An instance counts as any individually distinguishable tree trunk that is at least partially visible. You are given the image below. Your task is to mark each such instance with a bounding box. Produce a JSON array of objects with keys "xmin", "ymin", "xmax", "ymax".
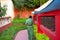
[{"xmin": 39, "ymin": 0, "xmax": 42, "ymax": 6}]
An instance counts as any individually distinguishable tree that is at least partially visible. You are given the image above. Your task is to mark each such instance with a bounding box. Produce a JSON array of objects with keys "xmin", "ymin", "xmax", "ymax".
[
  {"xmin": 0, "ymin": 5, "xmax": 7, "ymax": 18},
  {"xmin": 12, "ymin": 0, "xmax": 48, "ymax": 10},
  {"xmin": 42, "ymin": 0, "xmax": 48, "ymax": 5},
  {"xmin": 12, "ymin": 0, "xmax": 40, "ymax": 9},
  {"xmin": 12, "ymin": 0, "xmax": 25, "ymax": 10}
]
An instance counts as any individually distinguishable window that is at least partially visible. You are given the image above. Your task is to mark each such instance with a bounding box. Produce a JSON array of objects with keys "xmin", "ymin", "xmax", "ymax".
[{"xmin": 41, "ymin": 16, "xmax": 55, "ymax": 31}]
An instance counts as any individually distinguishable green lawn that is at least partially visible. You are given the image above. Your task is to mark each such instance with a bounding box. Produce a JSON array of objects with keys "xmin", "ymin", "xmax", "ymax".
[
  {"xmin": 0, "ymin": 18, "xmax": 49, "ymax": 40},
  {"xmin": 0, "ymin": 18, "xmax": 27, "ymax": 40}
]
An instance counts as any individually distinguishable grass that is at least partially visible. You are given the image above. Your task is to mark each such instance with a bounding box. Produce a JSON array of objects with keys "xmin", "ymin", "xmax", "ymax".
[
  {"xmin": 0, "ymin": 18, "xmax": 49, "ymax": 40},
  {"xmin": 0, "ymin": 18, "xmax": 27, "ymax": 40},
  {"xmin": 12, "ymin": 18, "xmax": 27, "ymax": 24}
]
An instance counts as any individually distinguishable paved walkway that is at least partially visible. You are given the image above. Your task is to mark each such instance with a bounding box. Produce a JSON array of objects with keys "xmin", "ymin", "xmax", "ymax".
[{"xmin": 14, "ymin": 30, "xmax": 28, "ymax": 40}]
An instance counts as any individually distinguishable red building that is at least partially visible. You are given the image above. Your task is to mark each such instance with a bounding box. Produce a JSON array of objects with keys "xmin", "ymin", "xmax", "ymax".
[{"xmin": 32, "ymin": 0, "xmax": 60, "ymax": 40}]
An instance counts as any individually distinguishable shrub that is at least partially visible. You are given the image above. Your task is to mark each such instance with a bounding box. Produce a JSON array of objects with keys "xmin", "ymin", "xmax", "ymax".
[
  {"xmin": 0, "ymin": 5, "xmax": 7, "ymax": 17},
  {"xmin": 33, "ymin": 25, "xmax": 50, "ymax": 40}
]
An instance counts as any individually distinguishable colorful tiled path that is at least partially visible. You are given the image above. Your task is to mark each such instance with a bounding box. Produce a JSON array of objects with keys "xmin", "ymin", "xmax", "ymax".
[{"xmin": 14, "ymin": 30, "xmax": 28, "ymax": 40}]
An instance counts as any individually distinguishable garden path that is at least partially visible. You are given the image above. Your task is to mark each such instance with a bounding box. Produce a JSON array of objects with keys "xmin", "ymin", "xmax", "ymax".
[{"xmin": 14, "ymin": 30, "xmax": 28, "ymax": 40}]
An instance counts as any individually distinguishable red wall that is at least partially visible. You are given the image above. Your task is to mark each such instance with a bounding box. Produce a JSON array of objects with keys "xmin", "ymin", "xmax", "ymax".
[{"xmin": 14, "ymin": 8, "xmax": 35, "ymax": 18}]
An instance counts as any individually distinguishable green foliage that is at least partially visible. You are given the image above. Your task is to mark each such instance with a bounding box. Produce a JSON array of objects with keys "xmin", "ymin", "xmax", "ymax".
[
  {"xmin": 12, "ymin": 0, "xmax": 25, "ymax": 10},
  {"xmin": 25, "ymin": 0, "xmax": 35, "ymax": 8},
  {"xmin": 13, "ymin": 18, "xmax": 27, "ymax": 24},
  {"xmin": 25, "ymin": 0, "xmax": 40, "ymax": 8},
  {"xmin": 33, "ymin": 0, "xmax": 40, "ymax": 7},
  {"xmin": 36, "ymin": 33, "xmax": 50, "ymax": 40},
  {"xmin": 12, "ymin": 0, "xmax": 40, "ymax": 9},
  {"xmin": 0, "ymin": 5, "xmax": 7, "ymax": 17},
  {"xmin": 42, "ymin": 0, "xmax": 48, "ymax": 4},
  {"xmin": 12, "ymin": 0, "xmax": 48, "ymax": 10},
  {"xmin": 33, "ymin": 25, "xmax": 50, "ymax": 40}
]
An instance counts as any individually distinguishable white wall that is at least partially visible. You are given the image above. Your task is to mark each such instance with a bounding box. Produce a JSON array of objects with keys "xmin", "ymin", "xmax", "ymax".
[{"xmin": 1, "ymin": 0, "xmax": 14, "ymax": 20}]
